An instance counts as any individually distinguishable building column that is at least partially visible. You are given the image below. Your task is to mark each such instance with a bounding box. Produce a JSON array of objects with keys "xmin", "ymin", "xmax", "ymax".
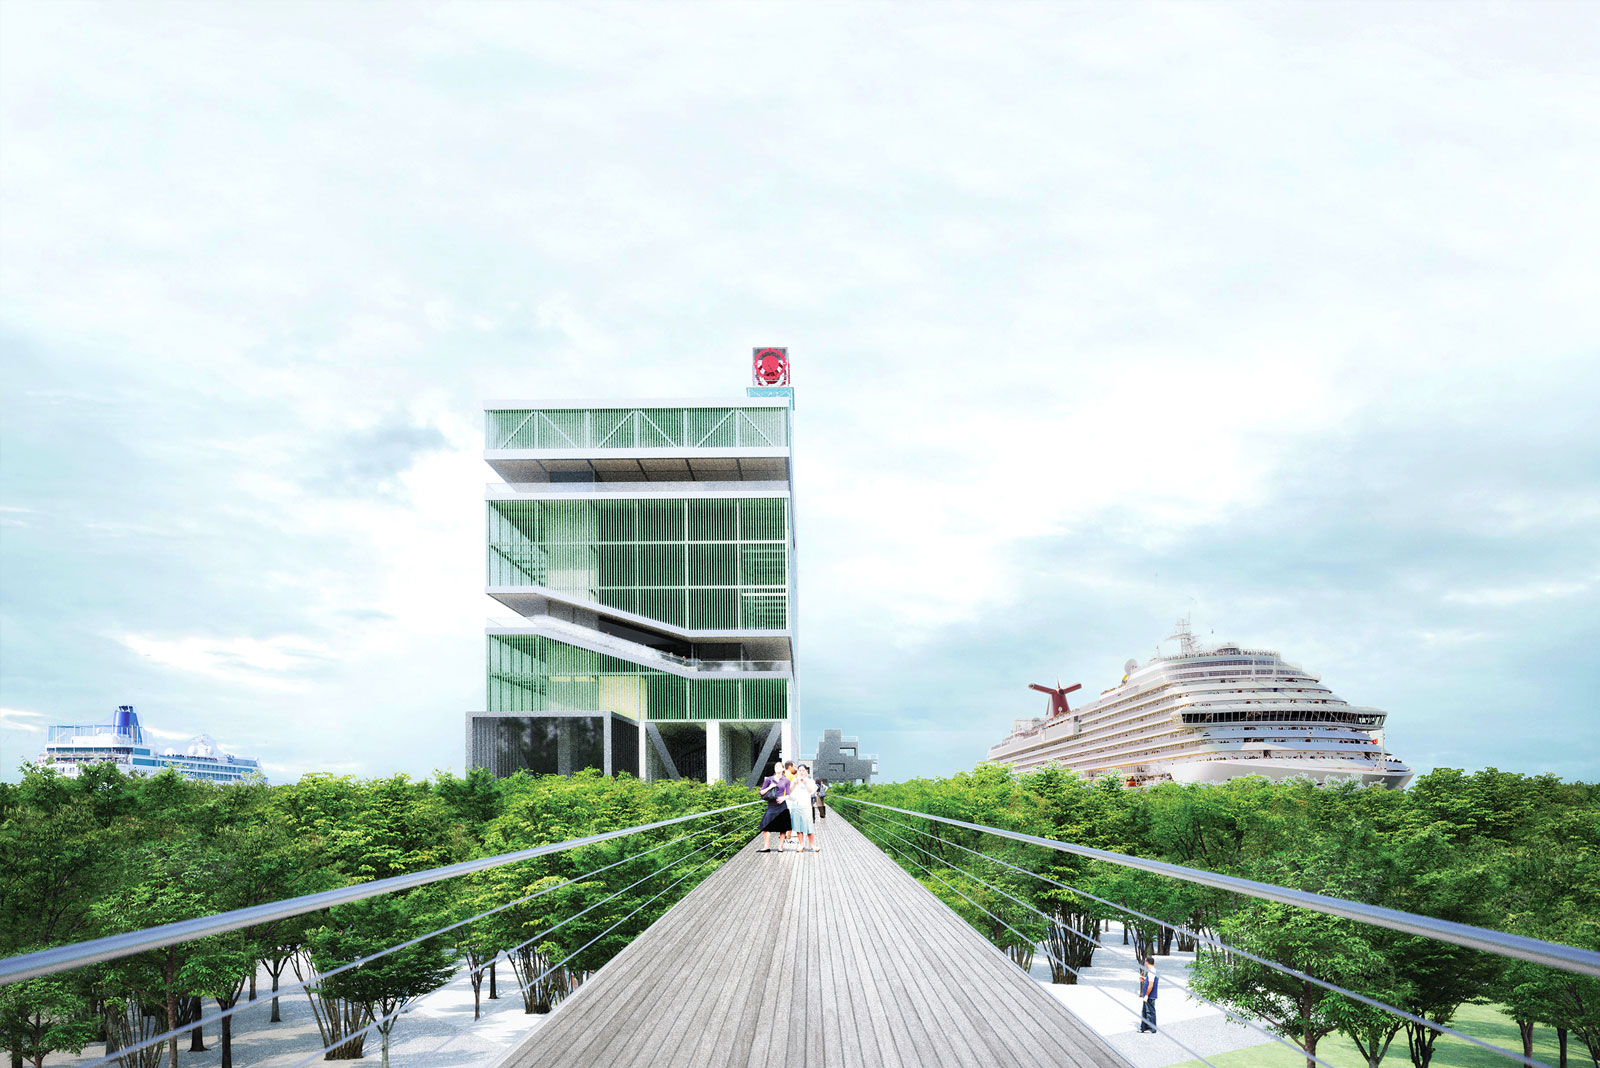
[
  {"xmin": 706, "ymin": 722, "xmax": 723, "ymax": 784},
  {"xmin": 781, "ymin": 720, "xmax": 794, "ymax": 766}
]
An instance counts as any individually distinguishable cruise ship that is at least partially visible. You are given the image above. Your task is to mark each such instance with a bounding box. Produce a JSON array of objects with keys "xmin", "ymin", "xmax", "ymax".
[
  {"xmin": 40, "ymin": 706, "xmax": 264, "ymax": 784},
  {"xmin": 987, "ymin": 622, "xmax": 1413, "ymax": 788}
]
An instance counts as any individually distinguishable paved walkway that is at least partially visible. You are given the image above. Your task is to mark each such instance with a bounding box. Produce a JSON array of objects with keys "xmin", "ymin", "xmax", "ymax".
[{"xmin": 495, "ymin": 815, "xmax": 1133, "ymax": 1068}]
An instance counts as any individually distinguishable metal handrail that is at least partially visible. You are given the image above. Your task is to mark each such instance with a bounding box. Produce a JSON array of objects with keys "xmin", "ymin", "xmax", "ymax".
[
  {"xmin": 833, "ymin": 796, "xmax": 1600, "ymax": 978},
  {"xmin": 0, "ymin": 801, "xmax": 758, "ymax": 986},
  {"xmin": 845, "ymin": 801, "xmax": 1551, "ymax": 1068}
]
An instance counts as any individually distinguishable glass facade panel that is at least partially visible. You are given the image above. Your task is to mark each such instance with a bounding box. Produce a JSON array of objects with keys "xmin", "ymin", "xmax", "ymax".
[
  {"xmin": 488, "ymin": 497, "xmax": 788, "ymax": 630},
  {"xmin": 487, "ymin": 634, "xmax": 788, "ymax": 722}
]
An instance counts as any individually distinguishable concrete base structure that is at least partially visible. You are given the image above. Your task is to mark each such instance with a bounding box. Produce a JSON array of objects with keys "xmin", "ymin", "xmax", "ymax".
[{"xmin": 469, "ymin": 712, "xmax": 789, "ymax": 785}]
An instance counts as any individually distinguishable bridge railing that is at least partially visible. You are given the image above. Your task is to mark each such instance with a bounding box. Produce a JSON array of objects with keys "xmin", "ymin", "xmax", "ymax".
[
  {"xmin": 0, "ymin": 801, "xmax": 760, "ymax": 1068},
  {"xmin": 834, "ymin": 795, "xmax": 1600, "ymax": 1068}
]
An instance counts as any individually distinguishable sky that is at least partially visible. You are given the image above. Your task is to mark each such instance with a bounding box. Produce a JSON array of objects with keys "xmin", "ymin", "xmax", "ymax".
[{"xmin": 1, "ymin": 2, "xmax": 1596, "ymax": 785}]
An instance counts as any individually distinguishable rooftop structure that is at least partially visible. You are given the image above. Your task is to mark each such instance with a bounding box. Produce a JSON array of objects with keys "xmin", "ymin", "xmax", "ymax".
[
  {"xmin": 39, "ymin": 706, "xmax": 264, "ymax": 784},
  {"xmin": 812, "ymin": 728, "xmax": 878, "ymax": 783},
  {"xmin": 468, "ymin": 353, "xmax": 800, "ymax": 785}
]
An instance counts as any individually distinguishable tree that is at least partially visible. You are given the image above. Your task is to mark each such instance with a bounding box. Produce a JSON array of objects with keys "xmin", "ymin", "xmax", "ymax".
[
  {"xmin": 1189, "ymin": 900, "xmax": 1388, "ymax": 1068},
  {"xmin": 304, "ymin": 895, "xmax": 455, "ymax": 1066},
  {"xmin": 0, "ymin": 976, "xmax": 98, "ymax": 1068}
]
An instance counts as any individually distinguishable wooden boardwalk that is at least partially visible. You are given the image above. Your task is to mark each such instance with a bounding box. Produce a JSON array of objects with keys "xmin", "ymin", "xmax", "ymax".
[{"xmin": 495, "ymin": 812, "xmax": 1131, "ymax": 1068}]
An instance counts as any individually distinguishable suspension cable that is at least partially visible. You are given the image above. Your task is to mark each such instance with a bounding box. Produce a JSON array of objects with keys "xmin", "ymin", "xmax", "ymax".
[
  {"xmin": 849, "ymin": 805, "xmax": 1353, "ymax": 1068},
  {"xmin": 76, "ymin": 806, "xmax": 752, "ymax": 1068},
  {"xmin": 841, "ymin": 798, "xmax": 1556, "ymax": 1068},
  {"xmin": 292, "ymin": 816, "xmax": 753, "ymax": 1068},
  {"xmin": 847, "ymin": 807, "xmax": 1235, "ymax": 1068},
  {"xmin": 1, "ymin": 800, "xmax": 759, "ymax": 986}
]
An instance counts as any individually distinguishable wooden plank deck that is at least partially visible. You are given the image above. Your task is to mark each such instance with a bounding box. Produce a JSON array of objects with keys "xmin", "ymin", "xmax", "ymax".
[{"xmin": 495, "ymin": 811, "xmax": 1132, "ymax": 1068}]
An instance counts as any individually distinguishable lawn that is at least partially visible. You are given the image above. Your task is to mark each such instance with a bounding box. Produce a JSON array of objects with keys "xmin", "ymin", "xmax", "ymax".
[{"xmin": 1171, "ymin": 1002, "xmax": 1581, "ymax": 1068}]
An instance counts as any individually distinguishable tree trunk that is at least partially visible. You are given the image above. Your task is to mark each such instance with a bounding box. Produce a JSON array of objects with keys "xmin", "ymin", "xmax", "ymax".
[
  {"xmin": 1122, "ymin": 924, "xmax": 1129, "ymax": 945},
  {"xmin": 218, "ymin": 996, "xmax": 239, "ymax": 1068},
  {"xmin": 189, "ymin": 996, "xmax": 208, "ymax": 1051},
  {"xmin": 12, "ymin": 1051, "xmax": 24, "ymax": 1068},
  {"xmin": 165, "ymin": 947, "xmax": 181, "ymax": 1068},
  {"xmin": 1158, "ymin": 925, "xmax": 1175, "ymax": 956},
  {"xmin": 104, "ymin": 1003, "xmax": 121, "ymax": 1058},
  {"xmin": 489, "ymin": 959, "xmax": 498, "ymax": 1000},
  {"xmin": 1519, "ymin": 1020, "xmax": 1536, "ymax": 1059},
  {"xmin": 471, "ymin": 969, "xmax": 484, "ymax": 1021},
  {"xmin": 249, "ymin": 969, "xmax": 257, "ymax": 1001},
  {"xmin": 271, "ymin": 966, "xmax": 283, "ymax": 1023},
  {"xmin": 1558, "ymin": 1027, "xmax": 1567, "ymax": 1068}
]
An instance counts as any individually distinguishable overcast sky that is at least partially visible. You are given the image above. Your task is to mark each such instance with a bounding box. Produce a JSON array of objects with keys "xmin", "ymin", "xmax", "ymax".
[{"xmin": 2, "ymin": 2, "xmax": 1596, "ymax": 785}]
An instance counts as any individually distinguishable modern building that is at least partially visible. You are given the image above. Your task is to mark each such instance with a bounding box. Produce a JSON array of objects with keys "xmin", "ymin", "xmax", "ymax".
[
  {"xmin": 467, "ymin": 361, "xmax": 799, "ymax": 786},
  {"xmin": 812, "ymin": 729, "xmax": 877, "ymax": 784},
  {"xmin": 39, "ymin": 706, "xmax": 265, "ymax": 784}
]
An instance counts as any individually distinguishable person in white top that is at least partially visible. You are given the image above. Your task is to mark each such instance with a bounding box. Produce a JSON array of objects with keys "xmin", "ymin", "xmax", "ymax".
[{"xmin": 787, "ymin": 764, "xmax": 819, "ymax": 853}]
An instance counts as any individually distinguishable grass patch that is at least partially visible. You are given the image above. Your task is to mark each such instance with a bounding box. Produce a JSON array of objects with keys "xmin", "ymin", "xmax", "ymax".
[{"xmin": 1171, "ymin": 1002, "xmax": 1574, "ymax": 1068}]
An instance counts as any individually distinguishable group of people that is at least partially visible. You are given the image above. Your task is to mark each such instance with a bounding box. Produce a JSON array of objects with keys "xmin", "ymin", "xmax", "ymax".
[{"xmin": 757, "ymin": 759, "xmax": 829, "ymax": 853}]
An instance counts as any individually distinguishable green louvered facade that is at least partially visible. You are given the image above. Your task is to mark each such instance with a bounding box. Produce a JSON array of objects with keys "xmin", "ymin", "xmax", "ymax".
[
  {"xmin": 487, "ymin": 497, "xmax": 788, "ymax": 631},
  {"xmin": 487, "ymin": 633, "xmax": 788, "ymax": 721},
  {"xmin": 487, "ymin": 406, "xmax": 788, "ymax": 450}
]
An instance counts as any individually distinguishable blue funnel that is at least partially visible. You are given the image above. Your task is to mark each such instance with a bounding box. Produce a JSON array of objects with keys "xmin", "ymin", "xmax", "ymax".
[{"xmin": 115, "ymin": 705, "xmax": 140, "ymax": 741}]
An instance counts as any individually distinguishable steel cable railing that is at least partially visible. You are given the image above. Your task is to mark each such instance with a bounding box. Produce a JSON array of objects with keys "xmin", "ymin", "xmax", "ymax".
[
  {"xmin": 4, "ymin": 801, "xmax": 758, "ymax": 1068},
  {"xmin": 845, "ymin": 801, "xmax": 1559, "ymax": 1068},
  {"xmin": 274, "ymin": 811, "xmax": 755, "ymax": 1068},
  {"xmin": 415, "ymin": 822, "xmax": 751, "ymax": 1061},
  {"xmin": 836, "ymin": 797, "xmax": 1600, "ymax": 975},
  {"xmin": 847, "ymin": 802, "xmax": 1351, "ymax": 1068},
  {"xmin": 836, "ymin": 795, "xmax": 1599, "ymax": 1068},
  {"xmin": 857, "ymin": 805, "xmax": 1228, "ymax": 1061}
]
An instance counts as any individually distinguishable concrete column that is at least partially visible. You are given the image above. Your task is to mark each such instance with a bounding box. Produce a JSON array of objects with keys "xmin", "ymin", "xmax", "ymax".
[
  {"xmin": 639, "ymin": 721, "xmax": 651, "ymax": 783},
  {"xmin": 556, "ymin": 718, "xmax": 573, "ymax": 776},
  {"xmin": 706, "ymin": 722, "xmax": 723, "ymax": 784},
  {"xmin": 781, "ymin": 721, "xmax": 794, "ymax": 766}
]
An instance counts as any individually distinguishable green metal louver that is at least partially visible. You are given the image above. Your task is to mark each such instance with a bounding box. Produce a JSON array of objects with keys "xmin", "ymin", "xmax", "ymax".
[{"xmin": 488, "ymin": 498, "xmax": 788, "ymax": 630}]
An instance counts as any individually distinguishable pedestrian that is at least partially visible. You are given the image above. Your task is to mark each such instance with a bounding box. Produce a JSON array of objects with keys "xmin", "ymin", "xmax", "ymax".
[
  {"xmin": 813, "ymin": 778, "xmax": 829, "ymax": 821},
  {"xmin": 781, "ymin": 760, "xmax": 798, "ymax": 850},
  {"xmin": 757, "ymin": 760, "xmax": 791, "ymax": 852},
  {"xmin": 788, "ymin": 764, "xmax": 818, "ymax": 853},
  {"xmin": 1138, "ymin": 956, "xmax": 1159, "ymax": 1033}
]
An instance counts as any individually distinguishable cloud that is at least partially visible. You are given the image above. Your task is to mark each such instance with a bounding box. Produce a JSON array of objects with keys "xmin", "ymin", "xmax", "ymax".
[
  {"xmin": 117, "ymin": 634, "xmax": 333, "ymax": 690},
  {"xmin": 1445, "ymin": 577, "xmax": 1596, "ymax": 607},
  {"xmin": 0, "ymin": 708, "xmax": 47, "ymax": 732},
  {"xmin": 1, "ymin": 3, "xmax": 1596, "ymax": 784}
]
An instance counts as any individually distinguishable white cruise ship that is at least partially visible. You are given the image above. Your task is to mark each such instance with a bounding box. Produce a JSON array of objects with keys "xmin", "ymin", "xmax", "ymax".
[
  {"xmin": 40, "ymin": 706, "xmax": 264, "ymax": 784},
  {"xmin": 987, "ymin": 622, "xmax": 1413, "ymax": 788}
]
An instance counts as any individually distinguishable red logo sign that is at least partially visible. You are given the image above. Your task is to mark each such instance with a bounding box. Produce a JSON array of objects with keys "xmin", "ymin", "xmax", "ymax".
[{"xmin": 752, "ymin": 347, "xmax": 790, "ymax": 386}]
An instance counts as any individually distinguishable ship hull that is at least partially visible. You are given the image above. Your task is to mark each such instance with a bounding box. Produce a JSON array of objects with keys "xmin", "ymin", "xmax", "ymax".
[{"xmin": 1165, "ymin": 758, "xmax": 1413, "ymax": 789}]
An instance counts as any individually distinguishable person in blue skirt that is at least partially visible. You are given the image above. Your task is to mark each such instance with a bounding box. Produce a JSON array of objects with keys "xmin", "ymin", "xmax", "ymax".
[{"xmin": 757, "ymin": 760, "xmax": 791, "ymax": 852}]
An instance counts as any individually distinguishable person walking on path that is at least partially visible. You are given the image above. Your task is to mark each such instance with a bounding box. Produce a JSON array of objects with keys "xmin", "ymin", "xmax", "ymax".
[
  {"xmin": 788, "ymin": 764, "xmax": 818, "ymax": 852},
  {"xmin": 757, "ymin": 760, "xmax": 792, "ymax": 852},
  {"xmin": 813, "ymin": 778, "xmax": 829, "ymax": 821},
  {"xmin": 1138, "ymin": 956, "xmax": 1159, "ymax": 1033}
]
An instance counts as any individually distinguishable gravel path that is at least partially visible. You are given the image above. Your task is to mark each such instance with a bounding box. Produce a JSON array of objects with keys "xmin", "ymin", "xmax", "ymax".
[
  {"xmin": 47, "ymin": 963, "xmax": 550, "ymax": 1068},
  {"xmin": 1028, "ymin": 921, "xmax": 1278, "ymax": 1068}
]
